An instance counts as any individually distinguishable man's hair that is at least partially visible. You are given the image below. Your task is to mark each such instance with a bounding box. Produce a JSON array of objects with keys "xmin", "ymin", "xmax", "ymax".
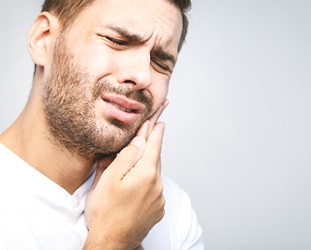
[{"xmin": 41, "ymin": 0, "xmax": 191, "ymax": 51}]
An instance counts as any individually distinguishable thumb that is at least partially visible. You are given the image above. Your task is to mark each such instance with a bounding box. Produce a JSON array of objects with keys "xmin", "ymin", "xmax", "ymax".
[{"xmin": 104, "ymin": 136, "xmax": 146, "ymax": 180}]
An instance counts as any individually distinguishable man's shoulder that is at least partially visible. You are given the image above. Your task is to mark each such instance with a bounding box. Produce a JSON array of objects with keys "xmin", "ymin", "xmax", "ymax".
[
  {"xmin": 143, "ymin": 175, "xmax": 205, "ymax": 249},
  {"xmin": 161, "ymin": 175, "xmax": 189, "ymax": 205}
]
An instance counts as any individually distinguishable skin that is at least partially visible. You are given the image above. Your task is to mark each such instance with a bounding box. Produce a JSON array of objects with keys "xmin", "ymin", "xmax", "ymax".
[{"xmin": 0, "ymin": 0, "xmax": 183, "ymax": 248}]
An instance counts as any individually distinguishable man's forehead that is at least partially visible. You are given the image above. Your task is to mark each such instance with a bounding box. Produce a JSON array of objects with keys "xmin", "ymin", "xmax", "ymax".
[{"xmin": 67, "ymin": 0, "xmax": 182, "ymax": 52}]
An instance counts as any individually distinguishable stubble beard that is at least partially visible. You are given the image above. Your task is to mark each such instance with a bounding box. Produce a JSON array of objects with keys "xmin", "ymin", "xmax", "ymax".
[{"xmin": 42, "ymin": 34, "xmax": 152, "ymax": 160}]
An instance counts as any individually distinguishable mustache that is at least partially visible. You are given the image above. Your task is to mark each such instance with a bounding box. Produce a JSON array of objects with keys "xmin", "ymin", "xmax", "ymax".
[{"xmin": 93, "ymin": 79, "xmax": 153, "ymax": 112}]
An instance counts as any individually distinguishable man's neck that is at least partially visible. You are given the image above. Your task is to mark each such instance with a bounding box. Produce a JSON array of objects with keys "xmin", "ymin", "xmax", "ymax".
[{"xmin": 0, "ymin": 102, "xmax": 96, "ymax": 194}]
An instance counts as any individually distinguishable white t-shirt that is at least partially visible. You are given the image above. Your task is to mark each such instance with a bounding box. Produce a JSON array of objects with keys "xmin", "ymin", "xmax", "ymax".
[{"xmin": 0, "ymin": 143, "xmax": 204, "ymax": 249}]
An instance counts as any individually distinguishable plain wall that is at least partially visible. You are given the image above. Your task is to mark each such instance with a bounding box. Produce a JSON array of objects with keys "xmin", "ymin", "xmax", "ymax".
[{"xmin": 1, "ymin": 1, "xmax": 311, "ymax": 249}]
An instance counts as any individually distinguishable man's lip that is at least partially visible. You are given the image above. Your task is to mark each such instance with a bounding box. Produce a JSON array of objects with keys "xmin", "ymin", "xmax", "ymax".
[{"xmin": 101, "ymin": 94, "xmax": 145, "ymax": 114}]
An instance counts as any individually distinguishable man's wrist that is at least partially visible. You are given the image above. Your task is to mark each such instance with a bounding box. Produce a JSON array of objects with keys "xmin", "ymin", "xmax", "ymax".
[{"xmin": 83, "ymin": 230, "xmax": 140, "ymax": 250}]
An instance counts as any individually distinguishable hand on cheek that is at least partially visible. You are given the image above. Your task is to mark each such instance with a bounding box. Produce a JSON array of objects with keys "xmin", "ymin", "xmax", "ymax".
[{"xmin": 84, "ymin": 100, "xmax": 168, "ymax": 249}]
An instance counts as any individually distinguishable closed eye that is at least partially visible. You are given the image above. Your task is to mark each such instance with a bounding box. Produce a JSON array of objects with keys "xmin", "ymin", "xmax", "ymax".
[
  {"xmin": 105, "ymin": 36, "xmax": 128, "ymax": 46},
  {"xmin": 151, "ymin": 57, "xmax": 172, "ymax": 74},
  {"xmin": 151, "ymin": 48, "xmax": 175, "ymax": 74}
]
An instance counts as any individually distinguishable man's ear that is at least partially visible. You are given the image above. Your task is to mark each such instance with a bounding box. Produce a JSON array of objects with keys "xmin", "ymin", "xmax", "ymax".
[{"xmin": 27, "ymin": 12, "xmax": 60, "ymax": 67}]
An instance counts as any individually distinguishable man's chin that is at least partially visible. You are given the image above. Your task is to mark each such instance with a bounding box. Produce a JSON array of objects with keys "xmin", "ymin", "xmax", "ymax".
[
  {"xmin": 92, "ymin": 131, "xmax": 136, "ymax": 159},
  {"xmin": 75, "ymin": 118, "xmax": 142, "ymax": 160},
  {"xmin": 93, "ymin": 139, "xmax": 132, "ymax": 160}
]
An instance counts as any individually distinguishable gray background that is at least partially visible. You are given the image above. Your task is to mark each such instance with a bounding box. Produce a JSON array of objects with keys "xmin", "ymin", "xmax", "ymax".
[{"xmin": 1, "ymin": 1, "xmax": 311, "ymax": 249}]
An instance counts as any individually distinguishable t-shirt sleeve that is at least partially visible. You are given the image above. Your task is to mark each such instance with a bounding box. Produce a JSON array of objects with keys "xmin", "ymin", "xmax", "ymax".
[{"xmin": 162, "ymin": 176, "xmax": 205, "ymax": 249}]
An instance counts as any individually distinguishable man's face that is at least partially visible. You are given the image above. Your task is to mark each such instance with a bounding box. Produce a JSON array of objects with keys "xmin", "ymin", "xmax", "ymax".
[{"xmin": 42, "ymin": 0, "xmax": 183, "ymax": 159}]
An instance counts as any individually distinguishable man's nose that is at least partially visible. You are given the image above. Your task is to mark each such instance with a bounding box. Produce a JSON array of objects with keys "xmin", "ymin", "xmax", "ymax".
[{"xmin": 116, "ymin": 49, "xmax": 152, "ymax": 90}]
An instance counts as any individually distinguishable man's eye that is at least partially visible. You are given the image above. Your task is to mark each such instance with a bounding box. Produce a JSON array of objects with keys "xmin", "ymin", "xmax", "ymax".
[
  {"xmin": 151, "ymin": 58, "xmax": 172, "ymax": 74},
  {"xmin": 105, "ymin": 36, "xmax": 127, "ymax": 46}
]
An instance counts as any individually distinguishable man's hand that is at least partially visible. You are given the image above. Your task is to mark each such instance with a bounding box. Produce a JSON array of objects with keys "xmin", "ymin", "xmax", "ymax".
[{"xmin": 84, "ymin": 100, "xmax": 168, "ymax": 250}]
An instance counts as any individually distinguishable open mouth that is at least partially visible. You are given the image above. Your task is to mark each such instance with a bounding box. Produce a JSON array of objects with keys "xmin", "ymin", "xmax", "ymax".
[
  {"xmin": 101, "ymin": 94, "xmax": 145, "ymax": 125},
  {"xmin": 104, "ymin": 99, "xmax": 135, "ymax": 113},
  {"xmin": 102, "ymin": 94, "xmax": 145, "ymax": 113}
]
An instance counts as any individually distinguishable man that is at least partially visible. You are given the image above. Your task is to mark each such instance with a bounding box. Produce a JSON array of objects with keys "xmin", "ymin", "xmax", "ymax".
[{"xmin": 0, "ymin": 0, "xmax": 203, "ymax": 249}]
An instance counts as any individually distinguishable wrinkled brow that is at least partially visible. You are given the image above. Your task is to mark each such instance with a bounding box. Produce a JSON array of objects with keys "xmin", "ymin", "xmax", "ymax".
[
  {"xmin": 106, "ymin": 25, "xmax": 177, "ymax": 67},
  {"xmin": 106, "ymin": 25, "xmax": 145, "ymax": 43}
]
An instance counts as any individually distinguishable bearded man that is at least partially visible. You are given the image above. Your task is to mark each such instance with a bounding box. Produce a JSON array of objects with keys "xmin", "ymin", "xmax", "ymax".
[{"xmin": 0, "ymin": 0, "xmax": 204, "ymax": 249}]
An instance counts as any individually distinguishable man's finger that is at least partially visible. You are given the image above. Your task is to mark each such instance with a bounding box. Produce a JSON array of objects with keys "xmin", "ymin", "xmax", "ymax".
[
  {"xmin": 105, "ymin": 136, "xmax": 146, "ymax": 180},
  {"xmin": 157, "ymin": 156, "xmax": 162, "ymax": 176},
  {"xmin": 147, "ymin": 99, "xmax": 169, "ymax": 136},
  {"xmin": 137, "ymin": 122, "xmax": 165, "ymax": 170},
  {"xmin": 136, "ymin": 120, "xmax": 150, "ymax": 140}
]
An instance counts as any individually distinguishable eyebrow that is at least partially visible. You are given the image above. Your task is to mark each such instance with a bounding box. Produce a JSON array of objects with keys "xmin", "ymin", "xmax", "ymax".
[
  {"xmin": 106, "ymin": 25, "xmax": 145, "ymax": 43},
  {"xmin": 106, "ymin": 25, "xmax": 177, "ymax": 67}
]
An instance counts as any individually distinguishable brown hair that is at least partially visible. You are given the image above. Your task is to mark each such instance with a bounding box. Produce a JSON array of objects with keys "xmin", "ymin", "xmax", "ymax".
[{"xmin": 41, "ymin": 0, "xmax": 191, "ymax": 51}]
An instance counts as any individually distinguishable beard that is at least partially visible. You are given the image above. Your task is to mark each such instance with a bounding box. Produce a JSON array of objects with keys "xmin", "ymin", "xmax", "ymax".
[{"xmin": 42, "ymin": 34, "xmax": 152, "ymax": 159}]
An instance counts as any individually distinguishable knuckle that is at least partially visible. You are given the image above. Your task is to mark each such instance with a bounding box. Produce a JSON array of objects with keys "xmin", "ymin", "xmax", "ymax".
[
  {"xmin": 158, "ymin": 201, "xmax": 166, "ymax": 220},
  {"xmin": 125, "ymin": 143, "xmax": 142, "ymax": 155},
  {"xmin": 157, "ymin": 180, "xmax": 164, "ymax": 193},
  {"xmin": 143, "ymin": 168, "xmax": 158, "ymax": 182},
  {"xmin": 152, "ymin": 181, "xmax": 164, "ymax": 199},
  {"xmin": 130, "ymin": 137, "xmax": 146, "ymax": 150},
  {"xmin": 160, "ymin": 195, "xmax": 166, "ymax": 208}
]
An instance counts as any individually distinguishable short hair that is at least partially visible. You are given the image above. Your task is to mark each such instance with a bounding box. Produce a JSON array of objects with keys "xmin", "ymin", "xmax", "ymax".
[{"xmin": 41, "ymin": 0, "xmax": 191, "ymax": 51}]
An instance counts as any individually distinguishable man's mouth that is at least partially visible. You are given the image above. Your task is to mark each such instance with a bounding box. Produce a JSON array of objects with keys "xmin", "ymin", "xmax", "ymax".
[
  {"xmin": 105, "ymin": 100, "xmax": 135, "ymax": 113},
  {"xmin": 102, "ymin": 94, "xmax": 145, "ymax": 113},
  {"xmin": 101, "ymin": 94, "xmax": 146, "ymax": 124}
]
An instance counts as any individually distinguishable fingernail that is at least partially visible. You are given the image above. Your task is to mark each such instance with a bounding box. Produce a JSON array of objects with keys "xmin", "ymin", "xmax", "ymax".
[{"xmin": 159, "ymin": 121, "xmax": 166, "ymax": 130}]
